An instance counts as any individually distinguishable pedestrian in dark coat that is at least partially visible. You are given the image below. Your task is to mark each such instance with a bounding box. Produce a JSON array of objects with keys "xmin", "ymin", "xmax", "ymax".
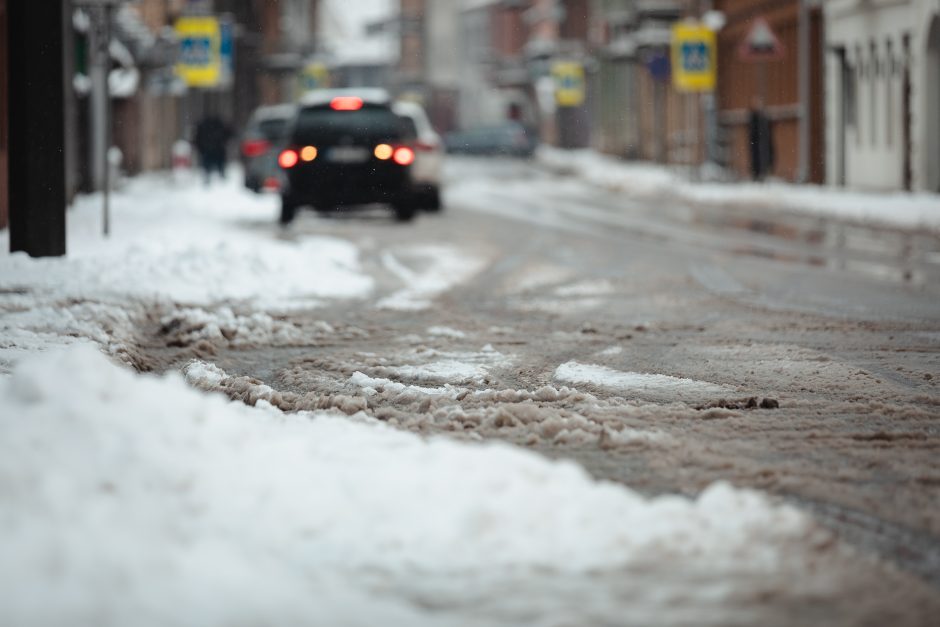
[
  {"xmin": 748, "ymin": 97, "xmax": 774, "ymax": 181},
  {"xmin": 194, "ymin": 115, "xmax": 232, "ymax": 184}
]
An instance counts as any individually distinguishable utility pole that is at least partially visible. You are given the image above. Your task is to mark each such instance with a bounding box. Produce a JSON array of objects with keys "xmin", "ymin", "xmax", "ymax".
[{"xmin": 8, "ymin": 0, "xmax": 67, "ymax": 256}]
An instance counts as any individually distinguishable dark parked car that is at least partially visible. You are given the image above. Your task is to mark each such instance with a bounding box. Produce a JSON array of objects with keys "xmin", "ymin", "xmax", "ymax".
[
  {"xmin": 277, "ymin": 89, "xmax": 420, "ymax": 224},
  {"xmin": 240, "ymin": 103, "xmax": 296, "ymax": 192},
  {"xmin": 444, "ymin": 122, "xmax": 537, "ymax": 157}
]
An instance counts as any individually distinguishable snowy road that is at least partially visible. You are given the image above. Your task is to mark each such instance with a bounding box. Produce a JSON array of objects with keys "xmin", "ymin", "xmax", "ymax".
[{"xmin": 2, "ymin": 158, "xmax": 940, "ymax": 625}]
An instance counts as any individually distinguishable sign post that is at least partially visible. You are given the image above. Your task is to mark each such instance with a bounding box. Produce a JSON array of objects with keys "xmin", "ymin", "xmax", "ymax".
[
  {"xmin": 551, "ymin": 61, "xmax": 586, "ymax": 108},
  {"xmin": 175, "ymin": 16, "xmax": 223, "ymax": 88},
  {"xmin": 737, "ymin": 17, "xmax": 786, "ymax": 103},
  {"xmin": 671, "ymin": 22, "xmax": 716, "ymax": 178},
  {"xmin": 75, "ymin": 0, "xmax": 123, "ymax": 238},
  {"xmin": 671, "ymin": 22, "xmax": 717, "ymax": 93}
]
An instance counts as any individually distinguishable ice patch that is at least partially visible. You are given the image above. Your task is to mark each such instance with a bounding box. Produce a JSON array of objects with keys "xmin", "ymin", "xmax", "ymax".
[
  {"xmin": 349, "ymin": 371, "xmax": 460, "ymax": 397},
  {"xmin": 378, "ymin": 245, "xmax": 486, "ymax": 311},
  {"xmin": 427, "ymin": 326, "xmax": 466, "ymax": 339},
  {"xmin": 555, "ymin": 361, "xmax": 733, "ymax": 397},
  {"xmin": 554, "ymin": 279, "xmax": 616, "ymax": 297}
]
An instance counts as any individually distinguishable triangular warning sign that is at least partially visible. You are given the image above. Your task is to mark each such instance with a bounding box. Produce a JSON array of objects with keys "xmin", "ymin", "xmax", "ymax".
[{"xmin": 738, "ymin": 17, "xmax": 785, "ymax": 62}]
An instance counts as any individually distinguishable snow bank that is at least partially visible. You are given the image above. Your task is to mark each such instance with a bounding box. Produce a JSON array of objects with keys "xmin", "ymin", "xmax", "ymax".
[
  {"xmin": 0, "ymin": 172, "xmax": 374, "ymax": 308},
  {"xmin": 0, "ymin": 346, "xmax": 832, "ymax": 625},
  {"xmin": 539, "ymin": 147, "xmax": 940, "ymax": 231},
  {"xmin": 0, "ymin": 171, "xmax": 373, "ymax": 371}
]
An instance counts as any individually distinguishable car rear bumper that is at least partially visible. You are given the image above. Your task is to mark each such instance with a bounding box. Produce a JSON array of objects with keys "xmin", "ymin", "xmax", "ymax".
[{"xmin": 284, "ymin": 162, "xmax": 414, "ymax": 206}]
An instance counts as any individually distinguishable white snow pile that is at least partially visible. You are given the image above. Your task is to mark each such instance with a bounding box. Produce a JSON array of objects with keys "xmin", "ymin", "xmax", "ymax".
[
  {"xmin": 0, "ymin": 184, "xmax": 372, "ymax": 306},
  {"xmin": 367, "ymin": 345, "xmax": 511, "ymax": 386},
  {"xmin": 556, "ymin": 361, "xmax": 734, "ymax": 398},
  {"xmin": 539, "ymin": 146, "xmax": 940, "ymax": 231},
  {"xmin": 0, "ymin": 345, "xmax": 834, "ymax": 625},
  {"xmin": 0, "ymin": 171, "xmax": 373, "ymax": 370}
]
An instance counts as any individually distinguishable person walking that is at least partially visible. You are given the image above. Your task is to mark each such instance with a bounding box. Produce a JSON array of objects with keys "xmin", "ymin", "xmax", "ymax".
[
  {"xmin": 194, "ymin": 114, "xmax": 232, "ymax": 185},
  {"xmin": 748, "ymin": 97, "xmax": 774, "ymax": 181}
]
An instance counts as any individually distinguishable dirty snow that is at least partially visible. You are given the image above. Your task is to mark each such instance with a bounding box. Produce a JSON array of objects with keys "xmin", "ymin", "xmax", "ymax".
[
  {"xmin": 0, "ymin": 172, "xmax": 372, "ymax": 371},
  {"xmin": 0, "ymin": 345, "xmax": 859, "ymax": 626}
]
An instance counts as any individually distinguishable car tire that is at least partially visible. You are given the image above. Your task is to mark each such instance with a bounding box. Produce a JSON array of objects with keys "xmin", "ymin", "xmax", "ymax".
[
  {"xmin": 393, "ymin": 201, "xmax": 417, "ymax": 222},
  {"xmin": 279, "ymin": 196, "xmax": 297, "ymax": 225},
  {"xmin": 424, "ymin": 188, "xmax": 443, "ymax": 213}
]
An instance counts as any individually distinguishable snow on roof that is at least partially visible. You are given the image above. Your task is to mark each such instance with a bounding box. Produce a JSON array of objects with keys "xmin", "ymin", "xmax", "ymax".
[{"xmin": 318, "ymin": 0, "xmax": 397, "ymax": 67}]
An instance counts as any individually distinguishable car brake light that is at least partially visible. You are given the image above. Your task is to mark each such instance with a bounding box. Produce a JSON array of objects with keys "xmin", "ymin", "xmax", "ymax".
[
  {"xmin": 393, "ymin": 146, "xmax": 415, "ymax": 166},
  {"xmin": 278, "ymin": 149, "xmax": 299, "ymax": 169},
  {"xmin": 241, "ymin": 139, "xmax": 271, "ymax": 158},
  {"xmin": 330, "ymin": 96, "xmax": 364, "ymax": 111},
  {"xmin": 415, "ymin": 140, "xmax": 437, "ymax": 152},
  {"xmin": 374, "ymin": 144, "xmax": 393, "ymax": 160},
  {"xmin": 300, "ymin": 145, "xmax": 318, "ymax": 161}
]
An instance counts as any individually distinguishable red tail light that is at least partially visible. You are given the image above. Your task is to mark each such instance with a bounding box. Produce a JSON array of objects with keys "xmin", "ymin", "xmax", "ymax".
[
  {"xmin": 415, "ymin": 140, "xmax": 438, "ymax": 152},
  {"xmin": 241, "ymin": 139, "xmax": 271, "ymax": 158},
  {"xmin": 278, "ymin": 149, "xmax": 299, "ymax": 169},
  {"xmin": 393, "ymin": 147, "xmax": 415, "ymax": 166},
  {"xmin": 330, "ymin": 96, "xmax": 364, "ymax": 111}
]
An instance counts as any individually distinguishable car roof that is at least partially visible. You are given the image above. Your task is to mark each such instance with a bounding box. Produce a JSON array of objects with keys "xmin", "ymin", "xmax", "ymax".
[{"xmin": 298, "ymin": 88, "xmax": 392, "ymax": 108}]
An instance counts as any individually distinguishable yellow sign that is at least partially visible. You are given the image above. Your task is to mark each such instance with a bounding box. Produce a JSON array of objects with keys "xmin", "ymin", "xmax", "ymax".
[
  {"xmin": 299, "ymin": 63, "xmax": 331, "ymax": 94},
  {"xmin": 175, "ymin": 17, "xmax": 222, "ymax": 88},
  {"xmin": 671, "ymin": 23, "xmax": 717, "ymax": 93},
  {"xmin": 552, "ymin": 62, "xmax": 586, "ymax": 108}
]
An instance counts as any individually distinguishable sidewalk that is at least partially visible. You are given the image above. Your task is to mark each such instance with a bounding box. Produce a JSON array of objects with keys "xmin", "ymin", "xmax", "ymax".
[{"xmin": 537, "ymin": 147, "xmax": 940, "ymax": 232}]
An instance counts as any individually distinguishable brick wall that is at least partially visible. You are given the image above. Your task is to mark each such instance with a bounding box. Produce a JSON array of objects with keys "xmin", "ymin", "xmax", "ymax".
[{"xmin": 713, "ymin": 0, "xmax": 824, "ymax": 182}]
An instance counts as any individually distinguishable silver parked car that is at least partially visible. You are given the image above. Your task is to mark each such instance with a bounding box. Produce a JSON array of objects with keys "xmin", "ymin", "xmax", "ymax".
[
  {"xmin": 240, "ymin": 103, "xmax": 296, "ymax": 193},
  {"xmin": 392, "ymin": 100, "xmax": 444, "ymax": 211}
]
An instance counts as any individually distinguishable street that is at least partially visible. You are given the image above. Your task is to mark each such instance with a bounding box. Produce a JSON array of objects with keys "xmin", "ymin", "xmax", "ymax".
[
  {"xmin": 145, "ymin": 157, "xmax": 940, "ymax": 617},
  {"xmin": 2, "ymin": 157, "xmax": 939, "ymax": 625}
]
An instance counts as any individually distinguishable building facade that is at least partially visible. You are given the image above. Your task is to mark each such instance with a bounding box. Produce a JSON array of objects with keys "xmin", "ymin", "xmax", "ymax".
[
  {"xmin": 714, "ymin": 0, "xmax": 825, "ymax": 183},
  {"xmin": 824, "ymin": 0, "xmax": 940, "ymax": 192}
]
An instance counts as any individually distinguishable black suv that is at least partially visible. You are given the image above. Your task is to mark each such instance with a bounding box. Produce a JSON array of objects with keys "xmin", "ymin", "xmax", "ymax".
[{"xmin": 277, "ymin": 90, "xmax": 419, "ymax": 224}]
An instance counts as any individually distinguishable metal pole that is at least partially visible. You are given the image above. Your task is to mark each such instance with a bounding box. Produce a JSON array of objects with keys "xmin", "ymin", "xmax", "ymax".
[{"xmin": 103, "ymin": 3, "xmax": 111, "ymax": 237}]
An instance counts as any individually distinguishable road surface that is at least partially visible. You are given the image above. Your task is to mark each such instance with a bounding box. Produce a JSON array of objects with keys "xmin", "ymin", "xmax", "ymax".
[{"xmin": 139, "ymin": 157, "xmax": 940, "ymax": 624}]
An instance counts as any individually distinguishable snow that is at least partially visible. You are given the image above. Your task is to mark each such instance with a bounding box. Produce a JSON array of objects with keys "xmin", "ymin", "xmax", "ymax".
[
  {"xmin": 378, "ymin": 245, "xmax": 487, "ymax": 311},
  {"xmin": 555, "ymin": 361, "xmax": 734, "ymax": 397},
  {"xmin": 427, "ymin": 325, "xmax": 467, "ymax": 339},
  {"xmin": 318, "ymin": 0, "xmax": 396, "ymax": 66},
  {"xmin": 539, "ymin": 146, "xmax": 940, "ymax": 231},
  {"xmin": 0, "ymin": 345, "xmax": 837, "ymax": 625},
  {"xmin": 0, "ymin": 172, "xmax": 373, "ymax": 371}
]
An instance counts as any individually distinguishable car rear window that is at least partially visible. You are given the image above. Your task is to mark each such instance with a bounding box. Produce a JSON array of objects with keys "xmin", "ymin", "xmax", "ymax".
[
  {"xmin": 292, "ymin": 106, "xmax": 412, "ymax": 144},
  {"xmin": 258, "ymin": 118, "xmax": 289, "ymax": 140}
]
